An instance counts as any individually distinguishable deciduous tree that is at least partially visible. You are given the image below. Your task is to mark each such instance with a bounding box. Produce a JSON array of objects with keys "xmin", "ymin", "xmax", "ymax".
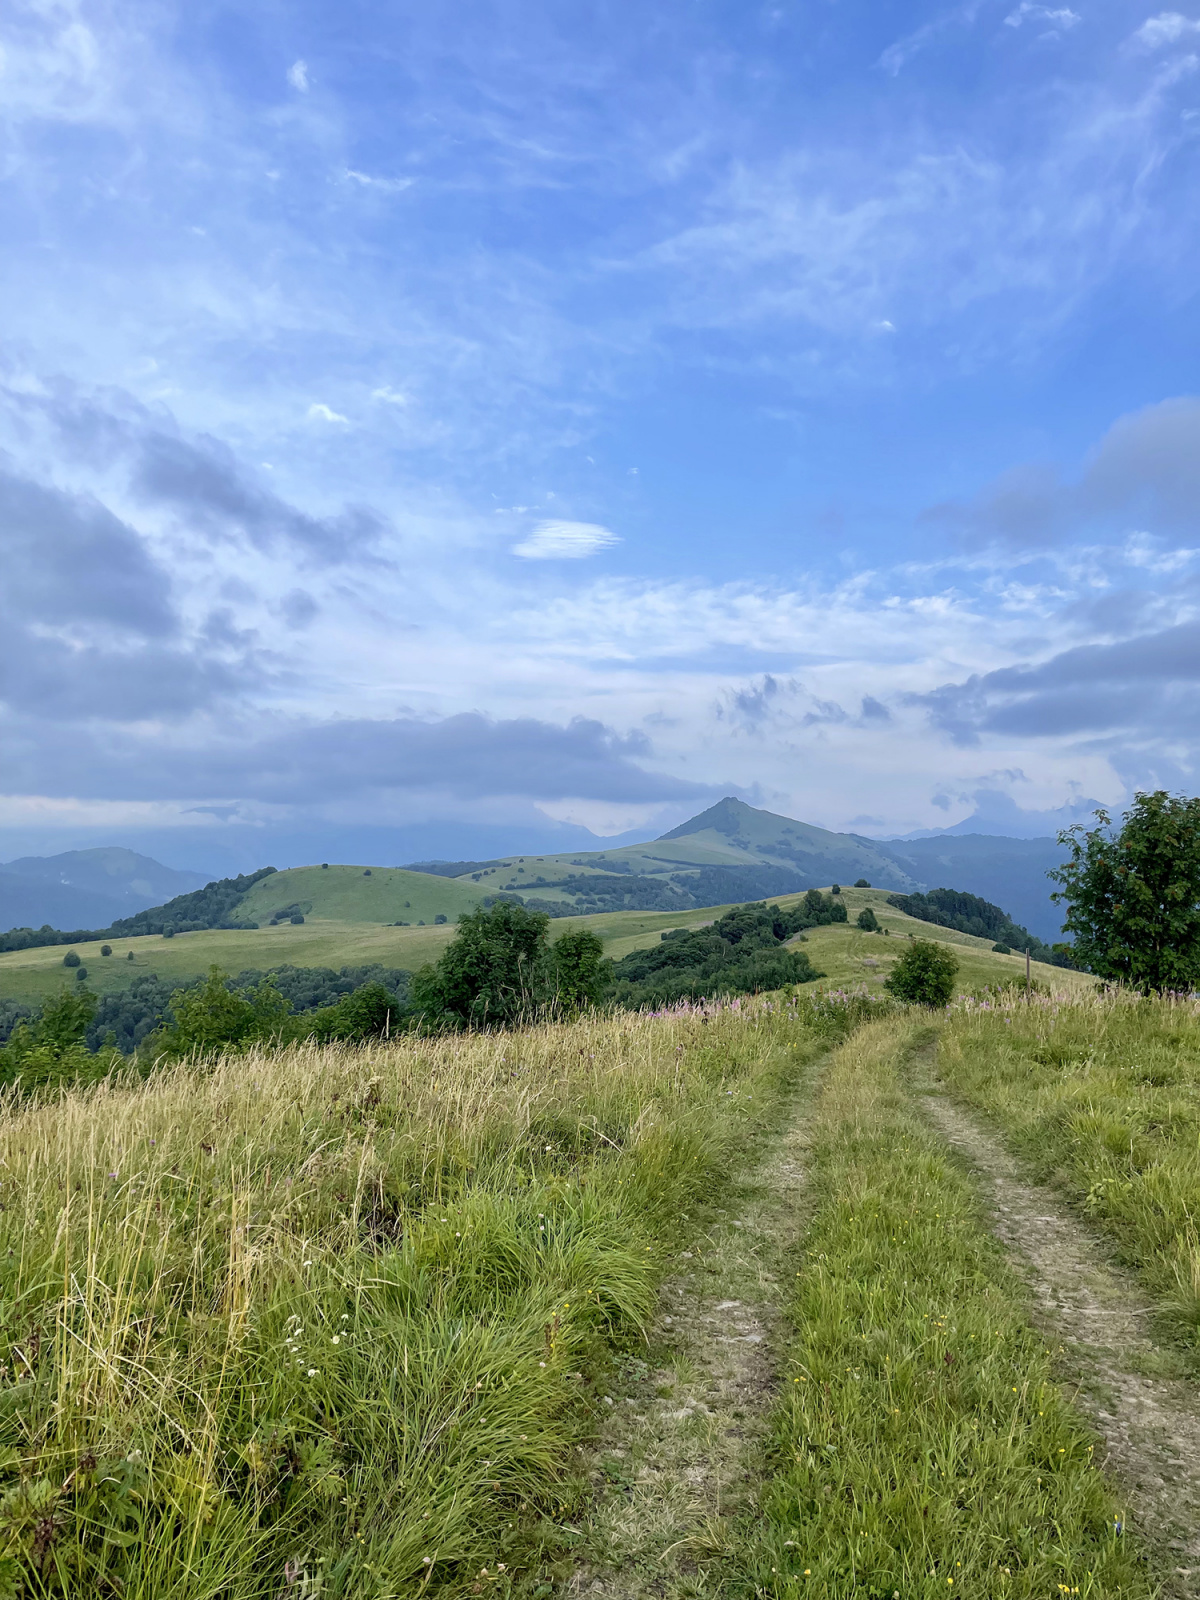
[{"xmin": 1050, "ymin": 790, "xmax": 1200, "ymax": 993}]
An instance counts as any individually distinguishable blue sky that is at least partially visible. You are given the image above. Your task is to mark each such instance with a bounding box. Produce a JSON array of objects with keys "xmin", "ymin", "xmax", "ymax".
[{"xmin": 2, "ymin": 0, "xmax": 1199, "ymax": 855}]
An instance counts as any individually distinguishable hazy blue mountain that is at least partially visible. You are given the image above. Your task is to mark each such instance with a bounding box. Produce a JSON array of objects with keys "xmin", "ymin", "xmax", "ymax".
[
  {"xmin": 0, "ymin": 848, "xmax": 208, "ymax": 934},
  {"xmin": 894, "ymin": 789, "xmax": 1104, "ymax": 841},
  {"xmin": 0, "ymin": 818, "xmax": 645, "ymax": 880}
]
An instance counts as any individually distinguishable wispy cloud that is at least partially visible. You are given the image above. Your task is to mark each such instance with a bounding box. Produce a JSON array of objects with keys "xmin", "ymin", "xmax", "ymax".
[
  {"xmin": 344, "ymin": 169, "xmax": 414, "ymax": 193},
  {"xmin": 1131, "ymin": 12, "xmax": 1200, "ymax": 49},
  {"xmin": 287, "ymin": 58, "xmax": 309, "ymax": 91},
  {"xmin": 512, "ymin": 520, "xmax": 620, "ymax": 559},
  {"xmin": 878, "ymin": 4, "xmax": 983, "ymax": 76},
  {"xmin": 1004, "ymin": 4, "xmax": 1082, "ymax": 33}
]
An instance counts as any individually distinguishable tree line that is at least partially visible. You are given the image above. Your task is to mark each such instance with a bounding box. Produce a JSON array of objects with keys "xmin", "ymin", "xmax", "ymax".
[{"xmin": 0, "ymin": 867, "xmax": 278, "ymax": 953}]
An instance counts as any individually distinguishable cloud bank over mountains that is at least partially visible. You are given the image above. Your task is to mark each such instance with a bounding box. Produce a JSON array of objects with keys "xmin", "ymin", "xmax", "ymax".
[{"xmin": 2, "ymin": 0, "xmax": 1199, "ymax": 854}]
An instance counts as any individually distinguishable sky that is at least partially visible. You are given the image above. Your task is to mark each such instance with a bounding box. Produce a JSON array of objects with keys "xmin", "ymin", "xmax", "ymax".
[{"xmin": 2, "ymin": 0, "xmax": 1200, "ymax": 862}]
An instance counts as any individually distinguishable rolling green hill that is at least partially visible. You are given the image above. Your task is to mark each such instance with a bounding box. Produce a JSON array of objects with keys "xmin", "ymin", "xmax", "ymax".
[{"xmin": 236, "ymin": 864, "xmax": 486, "ymax": 927}]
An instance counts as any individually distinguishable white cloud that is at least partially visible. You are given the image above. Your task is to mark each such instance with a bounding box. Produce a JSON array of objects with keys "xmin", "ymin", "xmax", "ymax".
[
  {"xmin": 1004, "ymin": 4, "xmax": 1081, "ymax": 31},
  {"xmin": 371, "ymin": 385, "xmax": 409, "ymax": 405},
  {"xmin": 1132, "ymin": 12, "xmax": 1200, "ymax": 48},
  {"xmin": 306, "ymin": 402, "xmax": 349, "ymax": 424},
  {"xmin": 287, "ymin": 59, "xmax": 309, "ymax": 91},
  {"xmin": 512, "ymin": 520, "xmax": 620, "ymax": 560},
  {"xmin": 344, "ymin": 169, "xmax": 414, "ymax": 193}
]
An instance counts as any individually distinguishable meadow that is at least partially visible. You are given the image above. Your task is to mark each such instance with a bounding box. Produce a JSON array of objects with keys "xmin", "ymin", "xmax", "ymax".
[
  {"xmin": 3, "ymin": 972, "xmax": 1190, "ymax": 1599},
  {"xmin": 0, "ymin": 885, "xmax": 1076, "ymax": 1008},
  {"xmin": 0, "ymin": 992, "xmax": 838, "ymax": 1597},
  {"xmin": 939, "ymin": 989, "xmax": 1200, "ymax": 1352}
]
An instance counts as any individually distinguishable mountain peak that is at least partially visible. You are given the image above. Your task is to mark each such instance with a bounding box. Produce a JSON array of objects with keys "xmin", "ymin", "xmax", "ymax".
[{"xmin": 657, "ymin": 797, "xmax": 756, "ymax": 841}]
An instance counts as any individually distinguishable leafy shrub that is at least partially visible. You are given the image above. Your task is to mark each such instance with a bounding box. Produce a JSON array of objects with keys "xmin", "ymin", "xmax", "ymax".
[
  {"xmin": 63, "ymin": 950, "xmax": 80, "ymax": 967},
  {"xmin": 992, "ymin": 942, "xmax": 1011, "ymax": 955},
  {"xmin": 854, "ymin": 878, "xmax": 870, "ymax": 887},
  {"xmin": 100, "ymin": 943, "xmax": 112, "ymax": 956},
  {"xmin": 857, "ymin": 907, "xmax": 879, "ymax": 932},
  {"xmin": 157, "ymin": 967, "xmax": 291, "ymax": 1057},
  {"xmin": 547, "ymin": 929, "xmax": 609, "ymax": 1010},
  {"xmin": 884, "ymin": 939, "xmax": 959, "ymax": 1006},
  {"xmin": 0, "ymin": 989, "xmax": 120, "ymax": 1092}
]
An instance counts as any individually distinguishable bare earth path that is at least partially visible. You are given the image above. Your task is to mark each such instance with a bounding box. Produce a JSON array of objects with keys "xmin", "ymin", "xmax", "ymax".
[
  {"xmin": 923, "ymin": 1090, "xmax": 1200, "ymax": 1597},
  {"xmin": 567, "ymin": 1071, "xmax": 819, "ymax": 1599}
]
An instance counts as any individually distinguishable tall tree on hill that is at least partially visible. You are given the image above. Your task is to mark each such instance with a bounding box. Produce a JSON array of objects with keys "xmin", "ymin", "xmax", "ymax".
[{"xmin": 1050, "ymin": 791, "xmax": 1200, "ymax": 994}]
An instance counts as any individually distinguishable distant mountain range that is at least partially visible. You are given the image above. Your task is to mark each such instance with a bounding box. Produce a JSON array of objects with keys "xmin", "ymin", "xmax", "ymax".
[
  {"xmin": 0, "ymin": 798, "xmax": 1072, "ymax": 943},
  {"xmin": 0, "ymin": 849, "xmax": 208, "ymax": 935},
  {"xmin": 411, "ymin": 796, "xmax": 1069, "ymax": 940}
]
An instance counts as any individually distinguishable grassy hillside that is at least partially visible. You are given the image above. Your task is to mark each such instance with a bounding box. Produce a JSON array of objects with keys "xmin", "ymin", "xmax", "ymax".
[
  {"xmin": 442, "ymin": 797, "xmax": 922, "ymax": 897},
  {"xmin": 237, "ymin": 863, "xmax": 485, "ymax": 926},
  {"xmin": 794, "ymin": 885, "xmax": 1093, "ymax": 997},
  {"xmin": 0, "ymin": 996, "xmax": 833, "ymax": 1596},
  {"xmin": 0, "ymin": 989, "xmax": 1152, "ymax": 1597},
  {"xmin": 0, "ymin": 883, "xmax": 1084, "ymax": 1009}
]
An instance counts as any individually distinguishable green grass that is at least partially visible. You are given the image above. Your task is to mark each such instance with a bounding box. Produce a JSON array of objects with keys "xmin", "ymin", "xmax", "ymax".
[
  {"xmin": 0, "ymin": 994, "xmax": 840, "ymax": 1598},
  {"xmin": 735, "ymin": 1015, "xmax": 1155, "ymax": 1599},
  {"xmin": 794, "ymin": 887, "xmax": 1092, "ymax": 999},
  {"xmin": 0, "ymin": 885, "xmax": 1078, "ymax": 1010},
  {"xmin": 0, "ymin": 904, "xmax": 746, "ymax": 1006},
  {"xmin": 939, "ymin": 990, "xmax": 1200, "ymax": 1349},
  {"xmin": 236, "ymin": 864, "xmax": 486, "ymax": 926}
]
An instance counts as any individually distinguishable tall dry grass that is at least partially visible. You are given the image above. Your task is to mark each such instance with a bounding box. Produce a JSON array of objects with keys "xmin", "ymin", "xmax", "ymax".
[{"xmin": 0, "ymin": 995, "xmax": 832, "ymax": 1597}]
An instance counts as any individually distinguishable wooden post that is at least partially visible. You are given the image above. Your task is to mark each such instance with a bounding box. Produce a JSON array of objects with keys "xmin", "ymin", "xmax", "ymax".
[{"xmin": 1026, "ymin": 946, "xmax": 1031, "ymax": 995}]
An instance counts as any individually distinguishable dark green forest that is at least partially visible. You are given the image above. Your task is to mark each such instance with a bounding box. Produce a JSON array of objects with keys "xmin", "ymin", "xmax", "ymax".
[
  {"xmin": 605, "ymin": 891, "xmax": 841, "ymax": 1008},
  {"xmin": 886, "ymin": 887, "xmax": 1074, "ymax": 965}
]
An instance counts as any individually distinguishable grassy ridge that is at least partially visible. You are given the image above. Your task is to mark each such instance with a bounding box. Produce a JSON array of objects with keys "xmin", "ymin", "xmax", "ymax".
[
  {"xmin": 939, "ymin": 991, "xmax": 1200, "ymax": 1348},
  {"xmin": 739, "ymin": 1017, "xmax": 1153, "ymax": 1599},
  {"xmin": 236, "ymin": 864, "xmax": 485, "ymax": 926},
  {"xmin": 0, "ymin": 996, "xmax": 838, "ymax": 1597}
]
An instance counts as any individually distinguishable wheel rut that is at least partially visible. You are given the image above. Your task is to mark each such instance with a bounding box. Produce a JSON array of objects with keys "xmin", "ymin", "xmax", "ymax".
[
  {"xmin": 924, "ymin": 1091, "xmax": 1200, "ymax": 1597},
  {"xmin": 567, "ymin": 1081, "xmax": 816, "ymax": 1598}
]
